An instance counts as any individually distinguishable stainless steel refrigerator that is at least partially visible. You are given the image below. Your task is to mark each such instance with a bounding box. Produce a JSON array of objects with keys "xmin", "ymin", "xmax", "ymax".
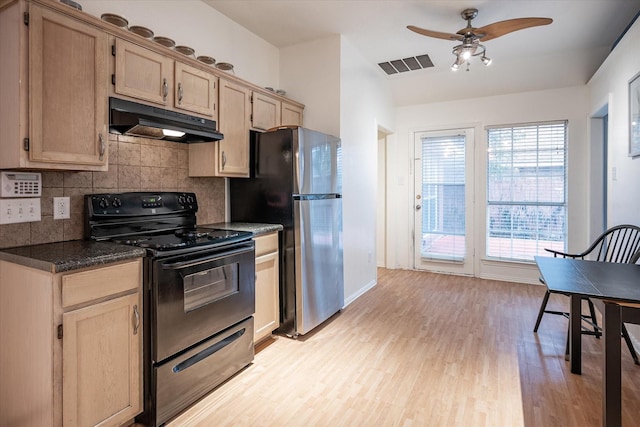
[{"xmin": 230, "ymin": 126, "xmax": 344, "ymax": 336}]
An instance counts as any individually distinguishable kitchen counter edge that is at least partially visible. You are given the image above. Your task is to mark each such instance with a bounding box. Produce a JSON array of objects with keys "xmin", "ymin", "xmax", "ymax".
[
  {"xmin": 0, "ymin": 240, "xmax": 146, "ymax": 273},
  {"xmin": 205, "ymin": 222, "xmax": 283, "ymax": 236}
]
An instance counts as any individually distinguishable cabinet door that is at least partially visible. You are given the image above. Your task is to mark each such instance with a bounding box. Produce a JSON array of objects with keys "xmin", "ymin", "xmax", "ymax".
[
  {"xmin": 28, "ymin": 5, "xmax": 109, "ymax": 168},
  {"xmin": 216, "ymin": 78, "xmax": 251, "ymax": 177},
  {"xmin": 62, "ymin": 293, "xmax": 142, "ymax": 427},
  {"xmin": 174, "ymin": 62, "xmax": 217, "ymax": 118},
  {"xmin": 252, "ymin": 91, "xmax": 281, "ymax": 131},
  {"xmin": 281, "ymin": 101, "xmax": 304, "ymax": 126},
  {"xmin": 114, "ymin": 38, "xmax": 172, "ymax": 106},
  {"xmin": 254, "ymin": 251, "xmax": 280, "ymax": 342}
]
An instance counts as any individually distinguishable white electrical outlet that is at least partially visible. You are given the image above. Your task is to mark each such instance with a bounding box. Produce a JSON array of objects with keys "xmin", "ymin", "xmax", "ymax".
[
  {"xmin": 54, "ymin": 196, "xmax": 70, "ymax": 220},
  {"xmin": 0, "ymin": 198, "xmax": 41, "ymax": 224}
]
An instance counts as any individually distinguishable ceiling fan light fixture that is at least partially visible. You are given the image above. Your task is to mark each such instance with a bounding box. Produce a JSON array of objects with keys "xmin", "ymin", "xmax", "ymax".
[{"xmin": 451, "ymin": 41, "xmax": 487, "ymax": 71}]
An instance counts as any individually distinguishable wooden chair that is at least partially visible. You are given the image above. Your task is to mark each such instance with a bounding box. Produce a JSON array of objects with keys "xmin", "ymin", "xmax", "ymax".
[{"xmin": 533, "ymin": 224, "xmax": 640, "ymax": 364}]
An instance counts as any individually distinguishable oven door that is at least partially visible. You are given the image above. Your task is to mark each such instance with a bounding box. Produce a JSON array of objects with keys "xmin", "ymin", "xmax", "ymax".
[{"xmin": 152, "ymin": 241, "xmax": 255, "ymax": 363}]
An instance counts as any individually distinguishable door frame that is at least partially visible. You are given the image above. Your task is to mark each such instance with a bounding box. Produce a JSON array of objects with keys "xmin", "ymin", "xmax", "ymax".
[
  {"xmin": 412, "ymin": 126, "xmax": 475, "ymax": 275},
  {"xmin": 377, "ymin": 128, "xmax": 389, "ymax": 268}
]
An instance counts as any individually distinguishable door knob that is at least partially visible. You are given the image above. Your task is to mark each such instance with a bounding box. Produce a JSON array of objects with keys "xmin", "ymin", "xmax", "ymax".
[{"xmin": 416, "ymin": 205, "xmax": 422, "ymax": 210}]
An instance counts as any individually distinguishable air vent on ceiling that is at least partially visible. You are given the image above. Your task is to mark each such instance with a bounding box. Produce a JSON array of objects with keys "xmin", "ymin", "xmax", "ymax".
[{"xmin": 378, "ymin": 54, "xmax": 434, "ymax": 75}]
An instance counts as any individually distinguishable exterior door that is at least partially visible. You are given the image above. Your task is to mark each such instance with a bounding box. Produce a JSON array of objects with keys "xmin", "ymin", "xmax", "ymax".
[{"xmin": 414, "ymin": 128, "xmax": 474, "ymax": 275}]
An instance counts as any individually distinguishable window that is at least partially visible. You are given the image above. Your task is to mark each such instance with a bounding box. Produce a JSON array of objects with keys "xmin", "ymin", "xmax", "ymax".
[{"xmin": 486, "ymin": 121, "xmax": 567, "ymax": 261}]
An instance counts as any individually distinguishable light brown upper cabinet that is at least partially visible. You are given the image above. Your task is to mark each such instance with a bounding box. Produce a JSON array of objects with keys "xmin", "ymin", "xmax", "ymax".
[
  {"xmin": 215, "ymin": 78, "xmax": 251, "ymax": 177},
  {"xmin": 189, "ymin": 77, "xmax": 251, "ymax": 177},
  {"xmin": 174, "ymin": 61, "xmax": 217, "ymax": 117},
  {"xmin": 281, "ymin": 101, "xmax": 304, "ymax": 127},
  {"xmin": 0, "ymin": 0, "xmax": 109, "ymax": 171},
  {"xmin": 113, "ymin": 38, "xmax": 217, "ymax": 120},
  {"xmin": 252, "ymin": 91, "xmax": 281, "ymax": 131},
  {"xmin": 113, "ymin": 38, "xmax": 173, "ymax": 106}
]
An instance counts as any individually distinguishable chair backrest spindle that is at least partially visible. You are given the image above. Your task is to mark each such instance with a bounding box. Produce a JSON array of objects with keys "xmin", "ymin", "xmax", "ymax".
[{"xmin": 591, "ymin": 225, "xmax": 640, "ymax": 264}]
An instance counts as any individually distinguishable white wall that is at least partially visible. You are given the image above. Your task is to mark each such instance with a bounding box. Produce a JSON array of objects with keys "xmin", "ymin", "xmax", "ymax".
[
  {"xmin": 392, "ymin": 86, "xmax": 590, "ymax": 284},
  {"xmin": 587, "ymin": 17, "xmax": 640, "ymax": 342},
  {"xmin": 280, "ymin": 35, "xmax": 394, "ymax": 305},
  {"xmin": 339, "ymin": 36, "xmax": 394, "ymax": 304},
  {"xmin": 588, "ymin": 18, "xmax": 640, "ymax": 227},
  {"xmin": 280, "ymin": 36, "xmax": 341, "ymax": 136},
  {"xmin": 81, "ymin": 0, "xmax": 280, "ymax": 88}
]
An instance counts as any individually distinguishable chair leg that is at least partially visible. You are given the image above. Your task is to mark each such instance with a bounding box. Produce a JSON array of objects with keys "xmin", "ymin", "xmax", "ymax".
[
  {"xmin": 564, "ymin": 323, "xmax": 570, "ymax": 361},
  {"xmin": 586, "ymin": 298, "xmax": 601, "ymax": 338},
  {"xmin": 621, "ymin": 323, "xmax": 640, "ymax": 365},
  {"xmin": 534, "ymin": 290, "xmax": 551, "ymax": 333}
]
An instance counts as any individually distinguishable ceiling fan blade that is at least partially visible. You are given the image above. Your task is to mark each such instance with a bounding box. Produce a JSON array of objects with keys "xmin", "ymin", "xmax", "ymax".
[
  {"xmin": 407, "ymin": 25, "xmax": 464, "ymax": 41},
  {"xmin": 475, "ymin": 17, "xmax": 552, "ymax": 41}
]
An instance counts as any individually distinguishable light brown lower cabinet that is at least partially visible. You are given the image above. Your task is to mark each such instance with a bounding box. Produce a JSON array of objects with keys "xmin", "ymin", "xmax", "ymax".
[
  {"xmin": 253, "ymin": 232, "xmax": 280, "ymax": 343},
  {"xmin": 0, "ymin": 258, "xmax": 143, "ymax": 427}
]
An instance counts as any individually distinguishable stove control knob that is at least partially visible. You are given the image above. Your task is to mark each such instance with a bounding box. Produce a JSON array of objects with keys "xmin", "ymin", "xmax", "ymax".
[
  {"xmin": 112, "ymin": 197, "xmax": 122, "ymax": 208},
  {"xmin": 178, "ymin": 195, "xmax": 186, "ymax": 205},
  {"xmin": 186, "ymin": 195, "xmax": 194, "ymax": 204},
  {"xmin": 98, "ymin": 197, "xmax": 109, "ymax": 209}
]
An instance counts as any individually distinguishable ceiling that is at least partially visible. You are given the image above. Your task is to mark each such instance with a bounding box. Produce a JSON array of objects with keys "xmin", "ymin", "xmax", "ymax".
[{"xmin": 203, "ymin": 0, "xmax": 640, "ymax": 105}]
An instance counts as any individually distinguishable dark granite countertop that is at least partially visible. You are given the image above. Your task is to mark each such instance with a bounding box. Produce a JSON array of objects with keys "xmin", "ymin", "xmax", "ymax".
[
  {"xmin": 0, "ymin": 240, "xmax": 146, "ymax": 273},
  {"xmin": 204, "ymin": 222, "xmax": 283, "ymax": 236}
]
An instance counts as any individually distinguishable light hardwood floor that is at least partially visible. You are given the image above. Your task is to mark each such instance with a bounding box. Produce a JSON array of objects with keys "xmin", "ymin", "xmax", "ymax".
[{"xmin": 165, "ymin": 268, "xmax": 640, "ymax": 426}]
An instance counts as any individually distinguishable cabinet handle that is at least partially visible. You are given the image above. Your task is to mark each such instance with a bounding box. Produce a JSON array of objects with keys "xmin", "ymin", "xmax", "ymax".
[
  {"xmin": 132, "ymin": 304, "xmax": 140, "ymax": 335},
  {"xmin": 177, "ymin": 82, "xmax": 183, "ymax": 104},
  {"xmin": 98, "ymin": 133, "xmax": 105, "ymax": 161},
  {"xmin": 163, "ymin": 78, "xmax": 168, "ymax": 101},
  {"xmin": 222, "ymin": 151, "xmax": 226, "ymax": 169}
]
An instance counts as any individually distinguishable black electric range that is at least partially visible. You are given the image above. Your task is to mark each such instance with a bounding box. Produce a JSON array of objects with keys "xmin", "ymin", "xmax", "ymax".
[{"xmin": 85, "ymin": 191, "xmax": 256, "ymax": 426}]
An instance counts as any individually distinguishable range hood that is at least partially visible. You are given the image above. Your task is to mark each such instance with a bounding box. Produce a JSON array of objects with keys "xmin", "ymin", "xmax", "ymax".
[{"xmin": 109, "ymin": 97, "xmax": 223, "ymax": 143}]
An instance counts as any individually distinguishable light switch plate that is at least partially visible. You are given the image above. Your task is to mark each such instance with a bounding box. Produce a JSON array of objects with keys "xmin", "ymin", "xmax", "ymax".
[{"xmin": 0, "ymin": 198, "xmax": 41, "ymax": 224}]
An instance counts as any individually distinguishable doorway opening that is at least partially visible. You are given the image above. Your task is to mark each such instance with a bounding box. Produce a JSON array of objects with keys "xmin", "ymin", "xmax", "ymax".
[{"xmin": 377, "ymin": 128, "xmax": 390, "ymax": 268}]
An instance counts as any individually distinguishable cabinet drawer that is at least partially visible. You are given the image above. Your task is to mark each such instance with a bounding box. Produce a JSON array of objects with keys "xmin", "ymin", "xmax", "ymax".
[
  {"xmin": 62, "ymin": 260, "xmax": 141, "ymax": 308},
  {"xmin": 254, "ymin": 232, "xmax": 278, "ymax": 257}
]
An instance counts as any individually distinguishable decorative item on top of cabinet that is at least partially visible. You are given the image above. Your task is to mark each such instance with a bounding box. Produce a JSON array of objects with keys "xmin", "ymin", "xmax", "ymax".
[
  {"xmin": 281, "ymin": 101, "xmax": 304, "ymax": 127},
  {"xmin": 189, "ymin": 77, "xmax": 251, "ymax": 177},
  {"xmin": 254, "ymin": 232, "xmax": 280, "ymax": 343},
  {"xmin": 0, "ymin": 0, "xmax": 109, "ymax": 171},
  {"xmin": 252, "ymin": 91, "xmax": 281, "ymax": 131},
  {"xmin": 112, "ymin": 38, "xmax": 217, "ymax": 119},
  {"xmin": 0, "ymin": 258, "xmax": 143, "ymax": 427}
]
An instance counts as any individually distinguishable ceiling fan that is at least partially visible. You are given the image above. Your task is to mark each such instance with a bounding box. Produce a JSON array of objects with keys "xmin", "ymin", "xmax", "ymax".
[{"xmin": 408, "ymin": 8, "xmax": 552, "ymax": 71}]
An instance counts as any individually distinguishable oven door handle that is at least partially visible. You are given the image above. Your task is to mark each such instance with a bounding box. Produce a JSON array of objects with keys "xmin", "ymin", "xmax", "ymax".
[
  {"xmin": 172, "ymin": 328, "xmax": 246, "ymax": 374},
  {"xmin": 160, "ymin": 245, "xmax": 254, "ymax": 270}
]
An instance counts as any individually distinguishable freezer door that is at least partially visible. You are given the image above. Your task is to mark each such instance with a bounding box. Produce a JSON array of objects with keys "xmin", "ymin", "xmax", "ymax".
[
  {"xmin": 293, "ymin": 196, "xmax": 344, "ymax": 335},
  {"xmin": 294, "ymin": 128, "xmax": 341, "ymax": 195}
]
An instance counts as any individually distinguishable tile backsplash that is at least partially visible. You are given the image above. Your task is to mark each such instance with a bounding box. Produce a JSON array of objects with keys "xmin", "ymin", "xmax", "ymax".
[{"xmin": 0, "ymin": 134, "xmax": 225, "ymax": 249}]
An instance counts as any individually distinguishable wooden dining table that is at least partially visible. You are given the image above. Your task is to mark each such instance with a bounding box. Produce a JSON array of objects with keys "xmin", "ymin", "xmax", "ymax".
[{"xmin": 535, "ymin": 256, "xmax": 640, "ymax": 427}]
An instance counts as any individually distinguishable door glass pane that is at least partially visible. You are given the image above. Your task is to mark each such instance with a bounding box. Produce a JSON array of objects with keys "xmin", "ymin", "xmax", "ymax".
[{"xmin": 420, "ymin": 134, "xmax": 466, "ymax": 261}]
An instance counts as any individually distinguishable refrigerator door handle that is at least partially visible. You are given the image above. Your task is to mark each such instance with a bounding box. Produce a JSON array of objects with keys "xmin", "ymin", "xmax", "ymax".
[
  {"xmin": 293, "ymin": 194, "xmax": 341, "ymax": 201},
  {"xmin": 296, "ymin": 149, "xmax": 304, "ymax": 193}
]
